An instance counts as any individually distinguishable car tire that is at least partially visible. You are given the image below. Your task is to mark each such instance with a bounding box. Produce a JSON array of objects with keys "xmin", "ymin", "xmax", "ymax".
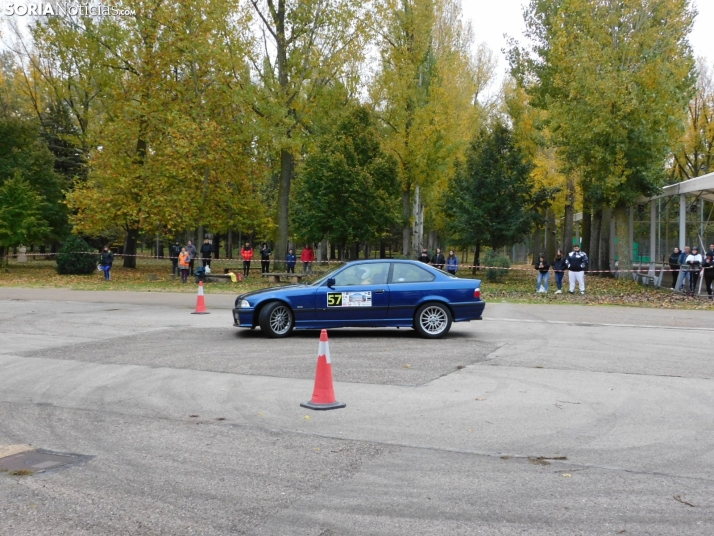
[
  {"xmin": 259, "ymin": 301, "xmax": 294, "ymax": 338},
  {"xmin": 414, "ymin": 302, "xmax": 452, "ymax": 339}
]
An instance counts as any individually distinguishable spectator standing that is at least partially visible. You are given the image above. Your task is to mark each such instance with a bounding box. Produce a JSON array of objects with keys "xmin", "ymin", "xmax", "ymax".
[
  {"xmin": 668, "ymin": 247, "xmax": 682, "ymax": 290},
  {"xmin": 418, "ymin": 248, "xmax": 430, "ymax": 264},
  {"xmin": 286, "ymin": 249, "xmax": 297, "ymax": 274},
  {"xmin": 186, "ymin": 240, "xmax": 197, "ymax": 276},
  {"xmin": 301, "ymin": 243, "xmax": 314, "ymax": 274},
  {"xmin": 201, "ymin": 238, "xmax": 213, "ymax": 268},
  {"xmin": 241, "ymin": 242, "xmax": 253, "ymax": 278},
  {"xmin": 431, "ymin": 248, "xmax": 445, "ymax": 270},
  {"xmin": 260, "ymin": 243, "xmax": 272, "ymax": 274},
  {"xmin": 678, "ymin": 246, "xmax": 691, "ymax": 290},
  {"xmin": 552, "ymin": 249, "xmax": 567, "ymax": 294},
  {"xmin": 702, "ymin": 253, "xmax": 714, "ymax": 299},
  {"xmin": 169, "ymin": 240, "xmax": 182, "ymax": 275},
  {"xmin": 685, "ymin": 246, "xmax": 703, "ymax": 294},
  {"xmin": 446, "ymin": 250, "xmax": 459, "ymax": 275},
  {"xmin": 99, "ymin": 246, "xmax": 114, "ymax": 281},
  {"xmin": 534, "ymin": 254, "xmax": 551, "ymax": 293},
  {"xmin": 566, "ymin": 244, "xmax": 588, "ymax": 294},
  {"xmin": 178, "ymin": 247, "xmax": 190, "ymax": 283},
  {"xmin": 706, "ymin": 243, "xmax": 714, "ymax": 259}
]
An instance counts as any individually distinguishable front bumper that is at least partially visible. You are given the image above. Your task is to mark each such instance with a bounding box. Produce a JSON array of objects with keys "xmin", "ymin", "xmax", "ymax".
[{"xmin": 232, "ymin": 307, "xmax": 255, "ymax": 328}]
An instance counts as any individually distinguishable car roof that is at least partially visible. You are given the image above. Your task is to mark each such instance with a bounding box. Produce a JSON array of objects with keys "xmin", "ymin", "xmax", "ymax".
[{"xmin": 344, "ymin": 259, "xmax": 425, "ymax": 264}]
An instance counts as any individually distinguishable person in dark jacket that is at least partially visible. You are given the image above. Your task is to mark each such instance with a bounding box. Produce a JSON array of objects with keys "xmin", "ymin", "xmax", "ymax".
[
  {"xmin": 535, "ymin": 253, "xmax": 551, "ymax": 293},
  {"xmin": 702, "ymin": 253, "xmax": 714, "ymax": 298},
  {"xmin": 566, "ymin": 244, "xmax": 588, "ymax": 294},
  {"xmin": 260, "ymin": 243, "xmax": 271, "ymax": 274},
  {"xmin": 431, "ymin": 248, "xmax": 445, "ymax": 270},
  {"xmin": 286, "ymin": 249, "xmax": 297, "ymax": 274},
  {"xmin": 418, "ymin": 248, "xmax": 430, "ymax": 264},
  {"xmin": 678, "ymin": 246, "xmax": 691, "ymax": 290},
  {"xmin": 446, "ymin": 250, "xmax": 459, "ymax": 275},
  {"xmin": 200, "ymin": 239, "xmax": 213, "ymax": 268},
  {"xmin": 668, "ymin": 247, "xmax": 681, "ymax": 290},
  {"xmin": 169, "ymin": 241, "xmax": 182, "ymax": 275},
  {"xmin": 186, "ymin": 240, "xmax": 197, "ymax": 275},
  {"xmin": 552, "ymin": 249, "xmax": 567, "ymax": 294},
  {"xmin": 100, "ymin": 246, "xmax": 113, "ymax": 281},
  {"xmin": 706, "ymin": 244, "xmax": 714, "ymax": 260}
]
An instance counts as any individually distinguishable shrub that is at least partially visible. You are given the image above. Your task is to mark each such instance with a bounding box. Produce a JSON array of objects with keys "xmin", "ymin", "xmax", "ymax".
[
  {"xmin": 56, "ymin": 235, "xmax": 99, "ymax": 275},
  {"xmin": 484, "ymin": 250, "xmax": 511, "ymax": 283}
]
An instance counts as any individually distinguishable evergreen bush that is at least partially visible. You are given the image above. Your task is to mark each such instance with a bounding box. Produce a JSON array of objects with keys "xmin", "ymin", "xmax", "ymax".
[
  {"xmin": 484, "ymin": 250, "xmax": 511, "ymax": 283},
  {"xmin": 56, "ymin": 235, "xmax": 98, "ymax": 275}
]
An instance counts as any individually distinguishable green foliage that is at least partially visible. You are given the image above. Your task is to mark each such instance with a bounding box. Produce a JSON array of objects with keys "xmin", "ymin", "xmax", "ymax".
[
  {"xmin": 55, "ymin": 235, "xmax": 98, "ymax": 275},
  {"xmin": 0, "ymin": 118, "xmax": 69, "ymax": 241},
  {"xmin": 441, "ymin": 122, "xmax": 535, "ymax": 250},
  {"xmin": 292, "ymin": 106, "xmax": 400, "ymax": 252},
  {"xmin": 0, "ymin": 172, "xmax": 51, "ymax": 252},
  {"xmin": 483, "ymin": 250, "xmax": 511, "ymax": 283}
]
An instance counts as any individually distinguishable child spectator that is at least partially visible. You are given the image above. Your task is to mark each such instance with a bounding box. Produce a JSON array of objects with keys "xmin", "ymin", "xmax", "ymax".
[
  {"xmin": 286, "ymin": 248, "xmax": 297, "ymax": 274},
  {"xmin": 552, "ymin": 249, "xmax": 566, "ymax": 294},
  {"xmin": 178, "ymin": 247, "xmax": 190, "ymax": 283},
  {"xmin": 100, "ymin": 246, "xmax": 113, "ymax": 281},
  {"xmin": 535, "ymin": 253, "xmax": 550, "ymax": 293}
]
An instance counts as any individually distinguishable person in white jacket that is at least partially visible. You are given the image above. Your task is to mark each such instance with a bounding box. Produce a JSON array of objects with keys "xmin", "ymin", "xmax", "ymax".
[{"xmin": 685, "ymin": 246, "xmax": 703, "ymax": 294}]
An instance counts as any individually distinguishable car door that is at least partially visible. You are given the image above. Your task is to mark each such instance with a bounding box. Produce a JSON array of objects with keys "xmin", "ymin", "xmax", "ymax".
[
  {"xmin": 386, "ymin": 262, "xmax": 437, "ymax": 321},
  {"xmin": 315, "ymin": 262, "xmax": 391, "ymax": 324}
]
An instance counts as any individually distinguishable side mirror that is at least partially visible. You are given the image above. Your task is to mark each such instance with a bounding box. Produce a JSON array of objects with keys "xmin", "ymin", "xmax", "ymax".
[{"xmin": 327, "ymin": 278, "xmax": 335, "ymax": 288}]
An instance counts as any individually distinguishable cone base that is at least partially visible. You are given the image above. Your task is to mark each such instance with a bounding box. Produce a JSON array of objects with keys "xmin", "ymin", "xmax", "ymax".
[
  {"xmin": 300, "ymin": 400, "xmax": 346, "ymax": 411},
  {"xmin": 191, "ymin": 311, "xmax": 210, "ymax": 314}
]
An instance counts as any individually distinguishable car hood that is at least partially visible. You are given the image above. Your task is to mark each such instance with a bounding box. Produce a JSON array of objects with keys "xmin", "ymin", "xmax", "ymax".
[{"xmin": 236, "ymin": 284, "xmax": 311, "ymax": 302}]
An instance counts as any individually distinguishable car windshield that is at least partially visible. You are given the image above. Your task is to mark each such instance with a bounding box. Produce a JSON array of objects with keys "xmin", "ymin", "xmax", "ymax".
[{"xmin": 310, "ymin": 263, "xmax": 344, "ymax": 286}]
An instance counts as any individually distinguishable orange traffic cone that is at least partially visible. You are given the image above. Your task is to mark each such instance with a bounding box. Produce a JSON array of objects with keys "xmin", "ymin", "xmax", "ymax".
[
  {"xmin": 301, "ymin": 330, "xmax": 345, "ymax": 410},
  {"xmin": 191, "ymin": 281, "xmax": 210, "ymax": 314}
]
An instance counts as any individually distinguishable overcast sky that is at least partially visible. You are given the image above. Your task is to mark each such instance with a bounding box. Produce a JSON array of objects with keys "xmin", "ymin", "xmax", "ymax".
[{"xmin": 463, "ymin": 0, "xmax": 714, "ymax": 89}]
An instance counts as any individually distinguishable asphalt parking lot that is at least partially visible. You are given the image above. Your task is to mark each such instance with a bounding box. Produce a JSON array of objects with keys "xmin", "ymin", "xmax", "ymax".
[{"xmin": 1, "ymin": 287, "xmax": 714, "ymax": 535}]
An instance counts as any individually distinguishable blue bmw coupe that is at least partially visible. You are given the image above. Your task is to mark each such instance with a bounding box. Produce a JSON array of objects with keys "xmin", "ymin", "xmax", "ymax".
[{"xmin": 233, "ymin": 259, "xmax": 485, "ymax": 338}]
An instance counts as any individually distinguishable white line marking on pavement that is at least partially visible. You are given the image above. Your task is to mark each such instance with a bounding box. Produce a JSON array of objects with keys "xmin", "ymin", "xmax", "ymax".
[{"xmin": 484, "ymin": 318, "xmax": 714, "ymax": 332}]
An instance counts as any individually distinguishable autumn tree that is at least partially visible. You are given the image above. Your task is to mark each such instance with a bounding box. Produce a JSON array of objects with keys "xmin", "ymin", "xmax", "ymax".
[
  {"xmin": 512, "ymin": 0, "xmax": 696, "ymax": 270},
  {"xmin": 247, "ymin": 0, "xmax": 373, "ymax": 268},
  {"xmin": 371, "ymin": 0, "xmax": 494, "ymax": 256},
  {"xmin": 670, "ymin": 58, "xmax": 714, "ymax": 181}
]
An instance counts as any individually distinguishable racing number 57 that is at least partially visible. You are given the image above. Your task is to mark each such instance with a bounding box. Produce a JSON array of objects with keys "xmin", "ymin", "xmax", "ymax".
[{"xmin": 327, "ymin": 293, "xmax": 343, "ymax": 306}]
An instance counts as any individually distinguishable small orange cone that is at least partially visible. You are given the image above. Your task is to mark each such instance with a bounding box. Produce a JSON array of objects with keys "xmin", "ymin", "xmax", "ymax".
[
  {"xmin": 191, "ymin": 281, "xmax": 210, "ymax": 314},
  {"xmin": 301, "ymin": 330, "xmax": 345, "ymax": 410}
]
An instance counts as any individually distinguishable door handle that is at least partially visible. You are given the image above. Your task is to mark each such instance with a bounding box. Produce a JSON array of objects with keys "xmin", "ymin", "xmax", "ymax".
[{"xmin": 374, "ymin": 290, "xmax": 385, "ymax": 294}]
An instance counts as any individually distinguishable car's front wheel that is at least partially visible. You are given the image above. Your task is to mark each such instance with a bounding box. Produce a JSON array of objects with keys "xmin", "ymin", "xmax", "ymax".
[
  {"xmin": 414, "ymin": 302, "xmax": 452, "ymax": 338},
  {"xmin": 259, "ymin": 301, "xmax": 294, "ymax": 338}
]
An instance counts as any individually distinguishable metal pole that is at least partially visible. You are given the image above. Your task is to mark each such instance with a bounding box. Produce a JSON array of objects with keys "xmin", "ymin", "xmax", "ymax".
[
  {"xmin": 679, "ymin": 193, "xmax": 686, "ymax": 250},
  {"xmin": 650, "ymin": 200, "xmax": 656, "ymax": 273}
]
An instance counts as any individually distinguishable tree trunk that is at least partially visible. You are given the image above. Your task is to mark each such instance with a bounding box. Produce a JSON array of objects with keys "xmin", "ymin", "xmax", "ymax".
[
  {"xmin": 123, "ymin": 227, "xmax": 139, "ymax": 268},
  {"xmin": 379, "ymin": 239, "xmax": 386, "ymax": 259},
  {"xmin": 614, "ymin": 205, "xmax": 631, "ymax": 274},
  {"xmin": 545, "ymin": 207, "xmax": 556, "ymax": 261},
  {"xmin": 227, "ymin": 229, "xmax": 233, "ymax": 259},
  {"xmin": 472, "ymin": 243, "xmax": 481, "ymax": 274},
  {"xmin": 402, "ymin": 189, "xmax": 411, "ymax": 256},
  {"xmin": 213, "ymin": 233, "xmax": 220, "ymax": 259},
  {"xmin": 589, "ymin": 209, "xmax": 601, "ymax": 272},
  {"xmin": 582, "ymin": 210, "xmax": 592, "ymax": 254},
  {"xmin": 563, "ymin": 175, "xmax": 575, "ymax": 253},
  {"xmin": 275, "ymin": 148, "xmax": 292, "ymax": 272},
  {"xmin": 600, "ymin": 207, "xmax": 612, "ymax": 276},
  {"xmin": 532, "ymin": 223, "xmax": 543, "ymax": 264},
  {"xmin": 330, "ymin": 242, "xmax": 335, "ymax": 261}
]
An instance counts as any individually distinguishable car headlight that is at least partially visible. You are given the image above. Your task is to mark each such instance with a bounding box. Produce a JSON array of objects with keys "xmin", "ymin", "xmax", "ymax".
[{"xmin": 240, "ymin": 299, "xmax": 250, "ymax": 308}]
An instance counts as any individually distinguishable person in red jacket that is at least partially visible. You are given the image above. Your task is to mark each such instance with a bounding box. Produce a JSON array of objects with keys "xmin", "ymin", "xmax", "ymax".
[
  {"xmin": 301, "ymin": 243, "xmax": 315, "ymax": 275},
  {"xmin": 241, "ymin": 242, "xmax": 253, "ymax": 278}
]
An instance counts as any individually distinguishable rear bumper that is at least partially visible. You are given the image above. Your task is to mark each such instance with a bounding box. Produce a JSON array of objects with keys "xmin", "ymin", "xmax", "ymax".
[{"xmin": 451, "ymin": 301, "xmax": 486, "ymax": 322}]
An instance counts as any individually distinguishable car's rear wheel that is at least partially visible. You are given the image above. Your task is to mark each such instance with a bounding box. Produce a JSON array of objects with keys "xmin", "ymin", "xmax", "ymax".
[
  {"xmin": 259, "ymin": 301, "xmax": 294, "ymax": 338},
  {"xmin": 414, "ymin": 302, "xmax": 452, "ymax": 338}
]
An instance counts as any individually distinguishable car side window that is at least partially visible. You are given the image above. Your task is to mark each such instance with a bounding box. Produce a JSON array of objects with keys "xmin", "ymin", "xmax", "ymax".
[
  {"xmin": 390, "ymin": 263, "xmax": 435, "ymax": 283},
  {"xmin": 333, "ymin": 263, "xmax": 390, "ymax": 286}
]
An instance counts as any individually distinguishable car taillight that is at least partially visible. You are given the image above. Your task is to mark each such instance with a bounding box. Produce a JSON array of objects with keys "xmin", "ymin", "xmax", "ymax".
[{"xmin": 474, "ymin": 288, "xmax": 481, "ymax": 299}]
